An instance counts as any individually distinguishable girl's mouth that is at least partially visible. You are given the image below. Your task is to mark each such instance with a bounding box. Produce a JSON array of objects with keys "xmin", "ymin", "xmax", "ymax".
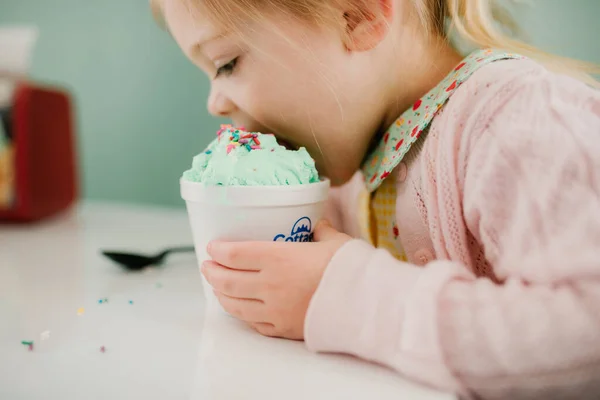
[
  {"xmin": 272, "ymin": 136, "xmax": 297, "ymax": 150},
  {"xmin": 234, "ymin": 125, "xmax": 297, "ymax": 150},
  {"xmin": 278, "ymin": 139, "xmax": 295, "ymax": 150}
]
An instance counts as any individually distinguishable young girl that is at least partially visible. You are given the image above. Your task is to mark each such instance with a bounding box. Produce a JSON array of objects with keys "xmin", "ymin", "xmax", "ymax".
[{"xmin": 153, "ymin": 0, "xmax": 600, "ymax": 398}]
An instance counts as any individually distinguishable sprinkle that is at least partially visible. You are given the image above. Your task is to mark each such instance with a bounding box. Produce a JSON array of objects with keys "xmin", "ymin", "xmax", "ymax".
[
  {"xmin": 217, "ymin": 124, "xmax": 233, "ymax": 138},
  {"xmin": 77, "ymin": 307, "xmax": 85, "ymax": 316},
  {"xmin": 205, "ymin": 150, "xmax": 212, "ymax": 155},
  {"xmin": 222, "ymin": 127, "xmax": 262, "ymax": 153},
  {"xmin": 41, "ymin": 331, "xmax": 50, "ymax": 341},
  {"xmin": 98, "ymin": 297, "xmax": 108, "ymax": 304},
  {"xmin": 100, "ymin": 346, "xmax": 106, "ymax": 353},
  {"xmin": 21, "ymin": 341, "xmax": 34, "ymax": 351},
  {"xmin": 271, "ymin": 149, "xmax": 275, "ymax": 152},
  {"xmin": 129, "ymin": 300, "xmax": 134, "ymax": 304}
]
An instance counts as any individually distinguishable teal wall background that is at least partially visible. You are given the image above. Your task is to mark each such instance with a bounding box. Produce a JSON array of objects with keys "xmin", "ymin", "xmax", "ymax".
[
  {"xmin": 1, "ymin": 0, "xmax": 599, "ymax": 207},
  {"xmin": 1, "ymin": 0, "xmax": 223, "ymax": 207}
]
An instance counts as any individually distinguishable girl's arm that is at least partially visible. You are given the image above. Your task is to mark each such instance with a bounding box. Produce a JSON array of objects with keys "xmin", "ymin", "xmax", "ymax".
[{"xmin": 305, "ymin": 61, "xmax": 600, "ymax": 399}]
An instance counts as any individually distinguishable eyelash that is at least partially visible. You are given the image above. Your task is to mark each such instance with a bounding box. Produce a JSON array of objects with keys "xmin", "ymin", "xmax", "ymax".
[{"xmin": 215, "ymin": 57, "xmax": 238, "ymax": 78}]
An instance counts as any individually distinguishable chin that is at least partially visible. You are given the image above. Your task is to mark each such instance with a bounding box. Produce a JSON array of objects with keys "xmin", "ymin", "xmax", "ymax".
[{"xmin": 320, "ymin": 166, "xmax": 359, "ymax": 187}]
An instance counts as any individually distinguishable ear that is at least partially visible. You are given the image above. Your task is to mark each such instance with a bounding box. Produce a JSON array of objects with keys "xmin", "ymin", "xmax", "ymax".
[{"xmin": 342, "ymin": 0, "xmax": 393, "ymax": 52}]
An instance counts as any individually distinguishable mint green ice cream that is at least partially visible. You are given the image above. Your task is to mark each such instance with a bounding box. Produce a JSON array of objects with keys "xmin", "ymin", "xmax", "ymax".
[{"xmin": 182, "ymin": 126, "xmax": 319, "ymax": 186}]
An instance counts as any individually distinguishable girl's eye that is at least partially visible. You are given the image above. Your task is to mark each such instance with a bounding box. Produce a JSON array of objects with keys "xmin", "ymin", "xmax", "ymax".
[{"xmin": 215, "ymin": 57, "xmax": 238, "ymax": 78}]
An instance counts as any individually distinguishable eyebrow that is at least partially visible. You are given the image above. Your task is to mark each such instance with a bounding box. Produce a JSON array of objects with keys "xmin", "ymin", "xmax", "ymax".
[
  {"xmin": 196, "ymin": 32, "xmax": 228, "ymax": 52},
  {"xmin": 189, "ymin": 32, "xmax": 231, "ymax": 73}
]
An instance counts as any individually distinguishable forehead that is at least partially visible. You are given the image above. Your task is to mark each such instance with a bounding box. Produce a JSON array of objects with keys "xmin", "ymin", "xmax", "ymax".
[
  {"xmin": 163, "ymin": 0, "xmax": 223, "ymax": 58},
  {"xmin": 163, "ymin": 1, "xmax": 336, "ymax": 54}
]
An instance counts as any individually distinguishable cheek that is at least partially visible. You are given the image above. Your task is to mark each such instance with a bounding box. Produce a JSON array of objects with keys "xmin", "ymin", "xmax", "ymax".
[
  {"xmin": 241, "ymin": 61, "xmax": 361, "ymax": 170},
  {"xmin": 240, "ymin": 74, "xmax": 362, "ymax": 185},
  {"xmin": 245, "ymin": 40, "xmax": 346, "ymax": 114},
  {"xmin": 230, "ymin": 32, "xmax": 364, "ymax": 182},
  {"xmin": 237, "ymin": 59, "xmax": 314, "ymax": 132}
]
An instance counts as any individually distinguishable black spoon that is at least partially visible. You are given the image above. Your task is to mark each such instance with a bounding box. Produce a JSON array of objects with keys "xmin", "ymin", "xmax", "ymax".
[{"xmin": 101, "ymin": 246, "xmax": 195, "ymax": 271}]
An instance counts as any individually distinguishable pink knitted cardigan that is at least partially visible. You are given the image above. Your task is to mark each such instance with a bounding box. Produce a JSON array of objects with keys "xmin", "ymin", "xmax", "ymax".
[{"xmin": 306, "ymin": 59, "xmax": 600, "ymax": 400}]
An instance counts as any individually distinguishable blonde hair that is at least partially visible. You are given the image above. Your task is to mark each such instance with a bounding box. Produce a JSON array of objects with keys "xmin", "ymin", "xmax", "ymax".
[{"xmin": 152, "ymin": 0, "xmax": 599, "ymax": 86}]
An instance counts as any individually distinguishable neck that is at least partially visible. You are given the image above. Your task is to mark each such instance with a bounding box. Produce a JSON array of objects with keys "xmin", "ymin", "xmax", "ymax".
[{"xmin": 379, "ymin": 38, "xmax": 463, "ymax": 135}]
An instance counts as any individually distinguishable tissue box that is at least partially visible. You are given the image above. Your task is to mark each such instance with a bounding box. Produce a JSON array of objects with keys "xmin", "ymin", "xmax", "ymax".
[{"xmin": 0, "ymin": 82, "xmax": 78, "ymax": 222}]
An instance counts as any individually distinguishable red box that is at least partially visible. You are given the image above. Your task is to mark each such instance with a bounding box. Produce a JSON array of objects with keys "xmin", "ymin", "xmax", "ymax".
[{"xmin": 0, "ymin": 82, "xmax": 78, "ymax": 222}]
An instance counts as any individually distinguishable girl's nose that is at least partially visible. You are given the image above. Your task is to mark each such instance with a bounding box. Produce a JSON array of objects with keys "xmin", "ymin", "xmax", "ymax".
[{"xmin": 207, "ymin": 86, "xmax": 237, "ymax": 117}]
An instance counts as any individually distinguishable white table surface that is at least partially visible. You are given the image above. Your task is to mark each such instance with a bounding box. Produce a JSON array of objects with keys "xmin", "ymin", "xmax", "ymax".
[{"xmin": 0, "ymin": 202, "xmax": 455, "ymax": 400}]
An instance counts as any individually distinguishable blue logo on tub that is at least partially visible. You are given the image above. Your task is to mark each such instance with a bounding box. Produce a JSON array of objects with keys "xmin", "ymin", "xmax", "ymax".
[{"xmin": 273, "ymin": 217, "xmax": 313, "ymax": 242}]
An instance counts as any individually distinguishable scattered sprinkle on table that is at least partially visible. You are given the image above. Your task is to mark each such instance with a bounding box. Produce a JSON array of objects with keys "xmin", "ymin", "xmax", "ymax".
[
  {"xmin": 21, "ymin": 340, "xmax": 34, "ymax": 351},
  {"xmin": 100, "ymin": 346, "xmax": 106, "ymax": 353},
  {"xmin": 77, "ymin": 307, "xmax": 85, "ymax": 316},
  {"xmin": 128, "ymin": 300, "xmax": 133, "ymax": 305},
  {"xmin": 98, "ymin": 297, "xmax": 108, "ymax": 304},
  {"xmin": 40, "ymin": 331, "xmax": 50, "ymax": 341}
]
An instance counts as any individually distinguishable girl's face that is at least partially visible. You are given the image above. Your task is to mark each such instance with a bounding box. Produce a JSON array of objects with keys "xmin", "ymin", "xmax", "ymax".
[{"xmin": 164, "ymin": 3, "xmax": 395, "ymax": 185}]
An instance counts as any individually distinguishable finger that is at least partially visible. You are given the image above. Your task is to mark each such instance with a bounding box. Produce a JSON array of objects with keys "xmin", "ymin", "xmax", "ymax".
[
  {"xmin": 207, "ymin": 241, "xmax": 287, "ymax": 271},
  {"xmin": 216, "ymin": 292, "xmax": 267, "ymax": 323},
  {"xmin": 313, "ymin": 219, "xmax": 345, "ymax": 242},
  {"xmin": 202, "ymin": 261, "xmax": 262, "ymax": 299},
  {"xmin": 250, "ymin": 322, "xmax": 279, "ymax": 338}
]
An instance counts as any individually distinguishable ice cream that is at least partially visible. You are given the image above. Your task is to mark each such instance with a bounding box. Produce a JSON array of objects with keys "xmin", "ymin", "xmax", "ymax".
[
  {"xmin": 180, "ymin": 125, "xmax": 329, "ymax": 313},
  {"xmin": 182, "ymin": 125, "xmax": 319, "ymax": 186}
]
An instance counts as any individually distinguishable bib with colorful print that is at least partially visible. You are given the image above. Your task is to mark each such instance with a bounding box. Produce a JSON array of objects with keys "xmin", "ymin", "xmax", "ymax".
[
  {"xmin": 362, "ymin": 48, "xmax": 525, "ymax": 192},
  {"xmin": 358, "ymin": 48, "xmax": 525, "ymax": 259}
]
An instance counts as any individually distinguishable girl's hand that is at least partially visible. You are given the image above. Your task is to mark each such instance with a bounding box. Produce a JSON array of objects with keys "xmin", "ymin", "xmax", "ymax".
[{"xmin": 202, "ymin": 220, "xmax": 351, "ymax": 340}]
